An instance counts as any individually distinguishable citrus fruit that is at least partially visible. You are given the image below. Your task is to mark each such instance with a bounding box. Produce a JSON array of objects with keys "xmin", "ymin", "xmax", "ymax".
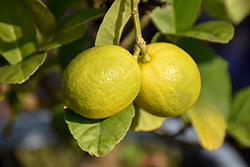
[
  {"xmin": 134, "ymin": 42, "xmax": 201, "ymax": 117},
  {"xmin": 61, "ymin": 45, "xmax": 141, "ymax": 119}
]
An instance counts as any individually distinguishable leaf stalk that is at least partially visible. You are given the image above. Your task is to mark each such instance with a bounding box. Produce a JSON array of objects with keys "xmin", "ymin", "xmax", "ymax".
[{"xmin": 131, "ymin": 0, "xmax": 151, "ymax": 63}]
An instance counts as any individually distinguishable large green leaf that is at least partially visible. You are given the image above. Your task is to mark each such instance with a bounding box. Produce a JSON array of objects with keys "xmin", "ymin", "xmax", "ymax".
[
  {"xmin": 23, "ymin": 0, "xmax": 56, "ymax": 40},
  {"xmin": 227, "ymin": 86, "xmax": 250, "ymax": 147},
  {"xmin": 188, "ymin": 97, "xmax": 227, "ymax": 151},
  {"xmin": 0, "ymin": 0, "xmax": 37, "ymax": 65},
  {"xmin": 203, "ymin": 0, "xmax": 250, "ymax": 25},
  {"xmin": 178, "ymin": 38, "xmax": 232, "ymax": 119},
  {"xmin": 64, "ymin": 103, "xmax": 135, "ymax": 157},
  {"xmin": 95, "ymin": 0, "xmax": 131, "ymax": 46},
  {"xmin": 152, "ymin": 21, "xmax": 235, "ymax": 44},
  {"xmin": 151, "ymin": 0, "xmax": 202, "ymax": 33},
  {"xmin": 0, "ymin": 52, "xmax": 46, "ymax": 84},
  {"xmin": 130, "ymin": 104, "xmax": 165, "ymax": 132},
  {"xmin": 39, "ymin": 8, "xmax": 105, "ymax": 51}
]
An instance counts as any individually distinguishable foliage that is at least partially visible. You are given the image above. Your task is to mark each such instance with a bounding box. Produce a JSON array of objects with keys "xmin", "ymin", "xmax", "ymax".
[{"xmin": 0, "ymin": 0, "xmax": 250, "ymax": 157}]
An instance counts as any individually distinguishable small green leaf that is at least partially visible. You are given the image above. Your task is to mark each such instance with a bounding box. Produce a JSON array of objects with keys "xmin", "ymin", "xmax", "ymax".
[
  {"xmin": 95, "ymin": 0, "xmax": 131, "ymax": 46},
  {"xmin": 188, "ymin": 97, "xmax": 227, "ymax": 151},
  {"xmin": 178, "ymin": 38, "xmax": 232, "ymax": 119},
  {"xmin": 64, "ymin": 103, "xmax": 135, "ymax": 157},
  {"xmin": 23, "ymin": 0, "xmax": 56, "ymax": 39},
  {"xmin": 130, "ymin": 104, "xmax": 165, "ymax": 132},
  {"xmin": 39, "ymin": 8, "xmax": 105, "ymax": 51},
  {"xmin": 151, "ymin": 0, "xmax": 202, "ymax": 33},
  {"xmin": 0, "ymin": 52, "xmax": 46, "ymax": 84},
  {"xmin": 0, "ymin": 0, "xmax": 37, "ymax": 65}
]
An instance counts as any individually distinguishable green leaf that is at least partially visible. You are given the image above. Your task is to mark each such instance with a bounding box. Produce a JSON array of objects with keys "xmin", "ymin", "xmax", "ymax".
[
  {"xmin": 151, "ymin": 0, "xmax": 202, "ymax": 33},
  {"xmin": 188, "ymin": 97, "xmax": 227, "ymax": 151},
  {"xmin": 23, "ymin": 0, "xmax": 56, "ymax": 39},
  {"xmin": 152, "ymin": 21, "xmax": 235, "ymax": 44},
  {"xmin": 0, "ymin": 52, "xmax": 46, "ymax": 84},
  {"xmin": 228, "ymin": 122, "xmax": 250, "ymax": 147},
  {"xmin": 0, "ymin": 0, "xmax": 37, "ymax": 65},
  {"xmin": 95, "ymin": 0, "xmax": 131, "ymax": 46},
  {"xmin": 203, "ymin": 0, "xmax": 250, "ymax": 25},
  {"xmin": 202, "ymin": 0, "xmax": 228, "ymax": 21},
  {"xmin": 178, "ymin": 38, "xmax": 232, "ymax": 119},
  {"xmin": 130, "ymin": 104, "xmax": 165, "ymax": 132},
  {"xmin": 39, "ymin": 8, "xmax": 105, "ymax": 51},
  {"xmin": 64, "ymin": 103, "xmax": 135, "ymax": 157},
  {"xmin": 179, "ymin": 21, "xmax": 234, "ymax": 43},
  {"xmin": 227, "ymin": 86, "xmax": 250, "ymax": 147},
  {"xmin": 230, "ymin": 86, "xmax": 250, "ymax": 122},
  {"xmin": 225, "ymin": 0, "xmax": 250, "ymax": 25}
]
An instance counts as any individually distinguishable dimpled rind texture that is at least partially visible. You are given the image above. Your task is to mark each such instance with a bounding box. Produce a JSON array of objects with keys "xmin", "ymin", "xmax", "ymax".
[
  {"xmin": 61, "ymin": 45, "xmax": 141, "ymax": 119},
  {"xmin": 135, "ymin": 42, "xmax": 201, "ymax": 117}
]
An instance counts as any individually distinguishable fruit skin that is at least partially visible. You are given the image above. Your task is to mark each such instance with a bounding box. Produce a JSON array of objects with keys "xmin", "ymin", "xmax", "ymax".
[
  {"xmin": 135, "ymin": 42, "xmax": 201, "ymax": 117},
  {"xmin": 61, "ymin": 45, "xmax": 141, "ymax": 119}
]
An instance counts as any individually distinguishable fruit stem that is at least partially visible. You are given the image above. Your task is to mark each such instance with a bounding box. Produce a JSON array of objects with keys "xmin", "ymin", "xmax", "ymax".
[{"xmin": 131, "ymin": 0, "xmax": 151, "ymax": 63}]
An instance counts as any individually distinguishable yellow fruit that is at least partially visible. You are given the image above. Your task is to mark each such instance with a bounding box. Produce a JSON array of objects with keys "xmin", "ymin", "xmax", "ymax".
[
  {"xmin": 61, "ymin": 45, "xmax": 141, "ymax": 119},
  {"xmin": 135, "ymin": 42, "xmax": 201, "ymax": 117}
]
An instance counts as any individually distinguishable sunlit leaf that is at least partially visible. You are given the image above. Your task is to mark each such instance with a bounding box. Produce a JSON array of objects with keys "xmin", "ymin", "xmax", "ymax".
[
  {"xmin": 179, "ymin": 21, "xmax": 234, "ymax": 43},
  {"xmin": 0, "ymin": 0, "xmax": 37, "ymax": 65},
  {"xmin": 188, "ymin": 97, "xmax": 227, "ymax": 151},
  {"xmin": 152, "ymin": 21, "xmax": 235, "ymax": 44},
  {"xmin": 39, "ymin": 8, "xmax": 105, "ymax": 51},
  {"xmin": 151, "ymin": 0, "xmax": 202, "ymax": 33},
  {"xmin": 95, "ymin": 0, "xmax": 131, "ymax": 46},
  {"xmin": 225, "ymin": 0, "xmax": 250, "ymax": 25},
  {"xmin": 64, "ymin": 103, "xmax": 135, "ymax": 157},
  {"xmin": 0, "ymin": 52, "xmax": 46, "ymax": 84},
  {"xmin": 130, "ymin": 104, "xmax": 165, "ymax": 132},
  {"xmin": 23, "ymin": 0, "xmax": 56, "ymax": 40},
  {"xmin": 203, "ymin": 0, "xmax": 250, "ymax": 25}
]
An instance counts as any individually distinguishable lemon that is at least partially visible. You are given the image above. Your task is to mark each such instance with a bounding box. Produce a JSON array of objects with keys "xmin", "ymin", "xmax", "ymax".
[
  {"xmin": 135, "ymin": 42, "xmax": 201, "ymax": 117},
  {"xmin": 61, "ymin": 45, "xmax": 141, "ymax": 119}
]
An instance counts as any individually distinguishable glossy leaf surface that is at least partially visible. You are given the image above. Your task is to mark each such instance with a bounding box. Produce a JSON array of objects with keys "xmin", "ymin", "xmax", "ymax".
[
  {"xmin": 0, "ymin": 52, "xmax": 46, "ymax": 84},
  {"xmin": 95, "ymin": 0, "xmax": 131, "ymax": 46},
  {"xmin": 39, "ymin": 8, "xmax": 105, "ymax": 51},
  {"xmin": 0, "ymin": 0, "xmax": 37, "ymax": 65},
  {"xmin": 65, "ymin": 103, "xmax": 135, "ymax": 157}
]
